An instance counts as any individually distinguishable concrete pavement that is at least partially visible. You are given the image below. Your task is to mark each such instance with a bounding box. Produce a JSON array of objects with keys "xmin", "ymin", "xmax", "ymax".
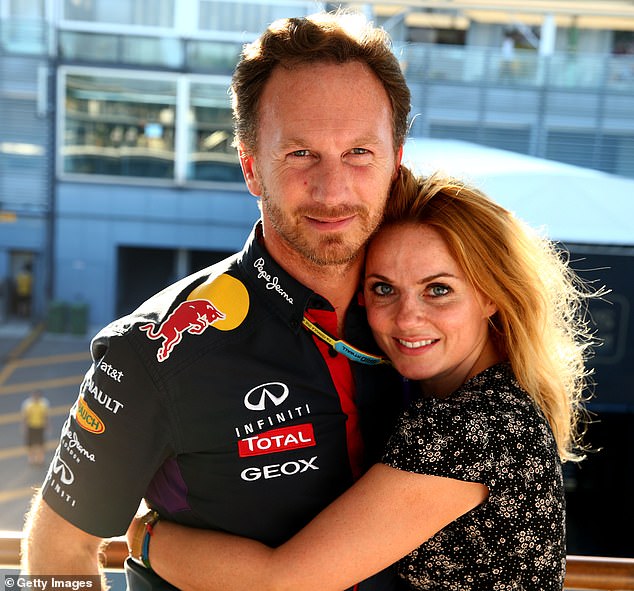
[
  {"xmin": 0, "ymin": 322, "xmax": 128, "ymax": 588},
  {"xmin": 0, "ymin": 321, "xmax": 93, "ymax": 532}
]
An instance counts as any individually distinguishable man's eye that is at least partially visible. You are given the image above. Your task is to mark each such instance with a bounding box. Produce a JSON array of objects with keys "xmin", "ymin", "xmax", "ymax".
[
  {"xmin": 350, "ymin": 148, "xmax": 369, "ymax": 155},
  {"xmin": 290, "ymin": 150, "xmax": 310, "ymax": 158}
]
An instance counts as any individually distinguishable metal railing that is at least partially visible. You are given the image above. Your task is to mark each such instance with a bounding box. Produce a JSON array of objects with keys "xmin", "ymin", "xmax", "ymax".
[{"xmin": 2, "ymin": 531, "xmax": 634, "ymax": 590}]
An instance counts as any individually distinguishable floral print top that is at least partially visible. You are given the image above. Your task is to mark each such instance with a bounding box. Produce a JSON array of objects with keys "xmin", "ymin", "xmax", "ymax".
[{"xmin": 382, "ymin": 363, "xmax": 565, "ymax": 590}]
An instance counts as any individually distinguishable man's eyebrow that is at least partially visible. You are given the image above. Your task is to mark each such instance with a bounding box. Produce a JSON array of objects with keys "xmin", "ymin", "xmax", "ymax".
[
  {"xmin": 349, "ymin": 133, "xmax": 387, "ymax": 146},
  {"xmin": 278, "ymin": 133, "xmax": 386, "ymax": 150}
]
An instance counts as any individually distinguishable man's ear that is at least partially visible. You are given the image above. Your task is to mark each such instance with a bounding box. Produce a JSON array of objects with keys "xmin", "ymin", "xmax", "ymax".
[
  {"xmin": 393, "ymin": 145, "xmax": 404, "ymax": 180},
  {"xmin": 238, "ymin": 146, "xmax": 262, "ymax": 197}
]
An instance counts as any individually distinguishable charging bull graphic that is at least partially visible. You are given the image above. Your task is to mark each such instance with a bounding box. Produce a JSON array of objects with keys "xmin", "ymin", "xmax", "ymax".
[{"xmin": 139, "ymin": 299, "xmax": 226, "ymax": 362}]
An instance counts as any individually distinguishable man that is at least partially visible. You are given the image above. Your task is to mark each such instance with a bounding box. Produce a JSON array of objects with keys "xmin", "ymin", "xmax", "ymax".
[
  {"xmin": 22, "ymin": 390, "xmax": 49, "ymax": 466},
  {"xmin": 22, "ymin": 11, "xmax": 411, "ymax": 590}
]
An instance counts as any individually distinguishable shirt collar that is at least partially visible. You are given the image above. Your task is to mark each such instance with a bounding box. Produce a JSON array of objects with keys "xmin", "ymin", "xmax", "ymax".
[{"xmin": 238, "ymin": 222, "xmax": 329, "ymax": 334}]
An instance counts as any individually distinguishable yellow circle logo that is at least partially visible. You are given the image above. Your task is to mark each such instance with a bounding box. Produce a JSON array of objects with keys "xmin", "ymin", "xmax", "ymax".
[
  {"xmin": 75, "ymin": 396, "xmax": 105, "ymax": 434},
  {"xmin": 187, "ymin": 273, "xmax": 249, "ymax": 331}
]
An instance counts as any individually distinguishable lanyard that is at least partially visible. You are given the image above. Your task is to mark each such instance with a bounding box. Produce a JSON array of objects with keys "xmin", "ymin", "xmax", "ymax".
[{"xmin": 301, "ymin": 316, "xmax": 390, "ymax": 366}]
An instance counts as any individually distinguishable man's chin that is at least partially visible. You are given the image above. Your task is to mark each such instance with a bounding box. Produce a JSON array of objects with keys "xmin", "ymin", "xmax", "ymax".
[{"xmin": 305, "ymin": 242, "xmax": 363, "ymax": 267}]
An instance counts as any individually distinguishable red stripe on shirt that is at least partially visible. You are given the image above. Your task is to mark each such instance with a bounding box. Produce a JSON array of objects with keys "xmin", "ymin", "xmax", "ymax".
[{"xmin": 305, "ymin": 309, "xmax": 364, "ymax": 480}]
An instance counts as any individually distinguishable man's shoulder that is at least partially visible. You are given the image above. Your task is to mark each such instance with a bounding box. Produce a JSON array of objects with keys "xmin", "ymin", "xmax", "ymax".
[{"xmin": 91, "ymin": 253, "xmax": 258, "ymax": 367}]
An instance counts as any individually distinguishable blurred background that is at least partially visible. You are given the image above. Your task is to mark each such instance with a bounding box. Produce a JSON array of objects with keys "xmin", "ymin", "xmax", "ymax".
[{"xmin": 0, "ymin": 0, "xmax": 632, "ymax": 571}]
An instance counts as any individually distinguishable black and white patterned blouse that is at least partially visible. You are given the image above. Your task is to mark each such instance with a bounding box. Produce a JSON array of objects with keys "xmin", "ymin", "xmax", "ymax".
[{"xmin": 382, "ymin": 363, "xmax": 565, "ymax": 590}]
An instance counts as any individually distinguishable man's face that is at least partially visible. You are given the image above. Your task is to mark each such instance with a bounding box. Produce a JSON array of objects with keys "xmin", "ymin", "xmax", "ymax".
[{"xmin": 240, "ymin": 61, "xmax": 401, "ymax": 268}]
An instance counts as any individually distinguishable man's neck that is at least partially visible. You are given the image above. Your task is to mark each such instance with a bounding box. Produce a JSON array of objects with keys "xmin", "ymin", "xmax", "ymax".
[{"xmin": 299, "ymin": 258, "xmax": 362, "ymax": 313}]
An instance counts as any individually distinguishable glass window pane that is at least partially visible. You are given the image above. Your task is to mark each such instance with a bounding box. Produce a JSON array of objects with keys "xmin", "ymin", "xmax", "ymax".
[
  {"xmin": 121, "ymin": 37, "xmax": 183, "ymax": 68},
  {"xmin": 3, "ymin": 0, "xmax": 46, "ymax": 54},
  {"xmin": 59, "ymin": 32, "xmax": 119, "ymax": 62},
  {"xmin": 63, "ymin": 0, "xmax": 174, "ymax": 27},
  {"xmin": 58, "ymin": 32, "xmax": 183, "ymax": 68},
  {"xmin": 187, "ymin": 82, "xmax": 242, "ymax": 182},
  {"xmin": 64, "ymin": 74, "xmax": 177, "ymax": 179},
  {"xmin": 9, "ymin": 0, "xmax": 44, "ymax": 18},
  {"xmin": 547, "ymin": 54, "xmax": 605, "ymax": 88},
  {"xmin": 198, "ymin": 0, "xmax": 313, "ymax": 35},
  {"xmin": 187, "ymin": 40, "xmax": 242, "ymax": 74}
]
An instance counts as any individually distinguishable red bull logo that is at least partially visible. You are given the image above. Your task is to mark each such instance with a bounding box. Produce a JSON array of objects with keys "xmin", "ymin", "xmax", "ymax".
[{"xmin": 139, "ymin": 299, "xmax": 225, "ymax": 362}]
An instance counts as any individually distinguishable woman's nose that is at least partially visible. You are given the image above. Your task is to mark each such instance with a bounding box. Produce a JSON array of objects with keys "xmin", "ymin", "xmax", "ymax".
[{"xmin": 394, "ymin": 295, "xmax": 424, "ymax": 329}]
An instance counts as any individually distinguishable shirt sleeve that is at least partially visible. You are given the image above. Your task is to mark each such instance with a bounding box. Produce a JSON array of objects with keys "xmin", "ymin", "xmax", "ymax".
[
  {"xmin": 41, "ymin": 326, "xmax": 175, "ymax": 538},
  {"xmin": 381, "ymin": 395, "xmax": 496, "ymax": 486}
]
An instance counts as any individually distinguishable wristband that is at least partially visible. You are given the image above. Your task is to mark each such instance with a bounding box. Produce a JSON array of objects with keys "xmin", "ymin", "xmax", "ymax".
[{"xmin": 130, "ymin": 509, "xmax": 160, "ymax": 570}]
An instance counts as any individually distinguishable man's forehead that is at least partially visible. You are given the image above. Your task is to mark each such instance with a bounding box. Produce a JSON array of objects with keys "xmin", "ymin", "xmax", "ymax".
[
  {"xmin": 276, "ymin": 128, "xmax": 390, "ymax": 147},
  {"xmin": 262, "ymin": 60, "xmax": 388, "ymax": 101}
]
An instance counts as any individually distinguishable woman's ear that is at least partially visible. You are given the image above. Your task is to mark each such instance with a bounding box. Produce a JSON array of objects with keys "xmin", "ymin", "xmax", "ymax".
[{"xmin": 483, "ymin": 298, "xmax": 498, "ymax": 319}]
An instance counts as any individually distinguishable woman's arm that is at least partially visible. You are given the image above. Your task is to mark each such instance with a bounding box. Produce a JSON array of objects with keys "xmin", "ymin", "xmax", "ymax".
[{"xmin": 134, "ymin": 464, "xmax": 488, "ymax": 591}]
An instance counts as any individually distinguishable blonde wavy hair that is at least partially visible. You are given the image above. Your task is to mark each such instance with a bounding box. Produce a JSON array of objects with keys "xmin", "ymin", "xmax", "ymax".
[{"xmin": 381, "ymin": 165, "xmax": 597, "ymax": 462}]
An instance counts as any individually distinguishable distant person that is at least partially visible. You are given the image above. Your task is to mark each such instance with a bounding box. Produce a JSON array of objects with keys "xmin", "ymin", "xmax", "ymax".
[
  {"xmin": 22, "ymin": 391, "xmax": 49, "ymax": 466},
  {"xmin": 500, "ymin": 31, "xmax": 517, "ymax": 80},
  {"xmin": 15, "ymin": 263, "xmax": 33, "ymax": 318},
  {"xmin": 126, "ymin": 168, "xmax": 597, "ymax": 590}
]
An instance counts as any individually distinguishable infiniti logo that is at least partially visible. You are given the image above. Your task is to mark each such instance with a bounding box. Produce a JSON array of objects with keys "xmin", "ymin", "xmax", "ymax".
[
  {"xmin": 244, "ymin": 382, "xmax": 289, "ymax": 411},
  {"xmin": 52, "ymin": 454, "xmax": 75, "ymax": 486}
]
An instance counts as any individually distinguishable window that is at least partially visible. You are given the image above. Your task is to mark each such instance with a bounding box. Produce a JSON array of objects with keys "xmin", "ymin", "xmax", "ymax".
[
  {"xmin": 188, "ymin": 82, "xmax": 241, "ymax": 182},
  {"xmin": 61, "ymin": 69, "xmax": 241, "ymax": 184},
  {"xmin": 197, "ymin": 0, "xmax": 314, "ymax": 36},
  {"xmin": 186, "ymin": 40, "xmax": 242, "ymax": 74},
  {"xmin": 63, "ymin": 73, "xmax": 177, "ymax": 179},
  {"xmin": 62, "ymin": 0, "xmax": 175, "ymax": 28},
  {"xmin": 1, "ymin": 0, "xmax": 46, "ymax": 54}
]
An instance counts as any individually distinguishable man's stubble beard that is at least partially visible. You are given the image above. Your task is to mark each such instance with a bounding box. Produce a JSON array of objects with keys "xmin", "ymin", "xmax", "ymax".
[{"xmin": 260, "ymin": 188, "xmax": 387, "ymax": 267}]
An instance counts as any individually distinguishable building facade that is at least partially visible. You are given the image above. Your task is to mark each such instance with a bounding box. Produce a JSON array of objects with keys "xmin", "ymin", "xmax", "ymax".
[{"xmin": 1, "ymin": 0, "xmax": 633, "ymax": 328}]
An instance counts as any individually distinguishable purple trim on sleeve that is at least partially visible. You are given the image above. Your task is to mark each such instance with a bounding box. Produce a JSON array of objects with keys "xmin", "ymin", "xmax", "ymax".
[{"xmin": 145, "ymin": 457, "xmax": 190, "ymax": 513}]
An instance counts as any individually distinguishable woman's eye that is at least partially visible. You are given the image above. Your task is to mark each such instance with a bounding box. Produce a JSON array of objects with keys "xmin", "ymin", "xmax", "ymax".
[
  {"xmin": 429, "ymin": 284, "xmax": 450, "ymax": 297},
  {"xmin": 373, "ymin": 282, "xmax": 393, "ymax": 296}
]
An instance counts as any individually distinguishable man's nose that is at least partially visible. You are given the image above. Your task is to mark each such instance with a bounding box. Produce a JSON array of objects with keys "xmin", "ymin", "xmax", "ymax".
[{"xmin": 310, "ymin": 158, "xmax": 350, "ymax": 205}]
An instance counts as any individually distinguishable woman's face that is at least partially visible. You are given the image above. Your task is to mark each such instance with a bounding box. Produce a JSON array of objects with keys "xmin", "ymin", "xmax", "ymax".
[{"xmin": 364, "ymin": 223, "xmax": 499, "ymax": 397}]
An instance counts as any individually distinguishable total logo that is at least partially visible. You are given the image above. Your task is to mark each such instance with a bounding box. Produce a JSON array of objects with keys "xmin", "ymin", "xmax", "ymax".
[
  {"xmin": 238, "ymin": 423, "xmax": 315, "ymax": 457},
  {"xmin": 240, "ymin": 456, "xmax": 319, "ymax": 482}
]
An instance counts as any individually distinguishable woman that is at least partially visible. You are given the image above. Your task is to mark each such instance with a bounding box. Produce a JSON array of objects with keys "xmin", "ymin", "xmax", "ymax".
[{"xmin": 127, "ymin": 167, "xmax": 595, "ymax": 590}]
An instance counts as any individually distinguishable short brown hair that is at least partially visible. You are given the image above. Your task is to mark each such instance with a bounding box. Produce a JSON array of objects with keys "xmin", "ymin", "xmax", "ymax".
[{"xmin": 231, "ymin": 10, "xmax": 411, "ymax": 153}]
